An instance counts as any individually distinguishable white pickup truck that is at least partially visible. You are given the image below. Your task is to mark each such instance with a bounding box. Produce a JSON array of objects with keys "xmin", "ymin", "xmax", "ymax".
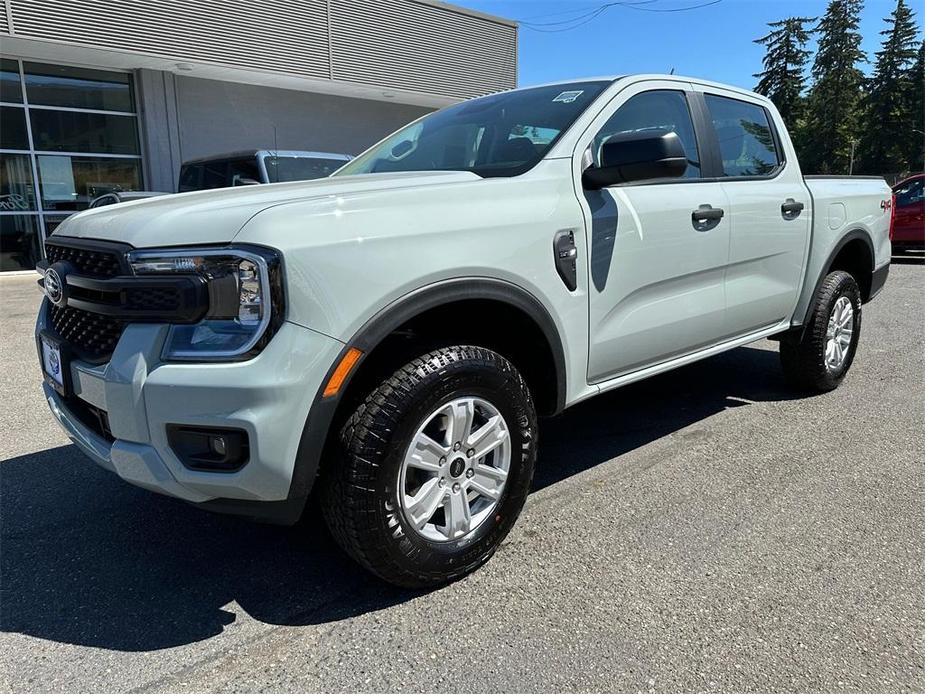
[{"xmin": 36, "ymin": 75, "xmax": 892, "ymax": 587}]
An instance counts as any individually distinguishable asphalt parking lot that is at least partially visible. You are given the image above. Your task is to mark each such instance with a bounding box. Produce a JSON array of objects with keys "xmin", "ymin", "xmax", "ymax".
[{"xmin": 1, "ymin": 258, "xmax": 923, "ymax": 694}]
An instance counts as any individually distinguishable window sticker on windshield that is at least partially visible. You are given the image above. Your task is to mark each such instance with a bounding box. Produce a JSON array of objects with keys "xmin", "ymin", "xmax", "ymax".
[{"xmin": 553, "ymin": 90, "xmax": 584, "ymax": 104}]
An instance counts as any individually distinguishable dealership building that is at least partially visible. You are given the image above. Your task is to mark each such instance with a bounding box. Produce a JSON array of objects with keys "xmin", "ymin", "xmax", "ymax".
[{"xmin": 0, "ymin": 0, "xmax": 517, "ymax": 272}]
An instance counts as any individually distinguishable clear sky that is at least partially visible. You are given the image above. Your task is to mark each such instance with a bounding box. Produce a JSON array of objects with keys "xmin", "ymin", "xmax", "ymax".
[{"xmin": 453, "ymin": 0, "xmax": 924, "ymax": 91}]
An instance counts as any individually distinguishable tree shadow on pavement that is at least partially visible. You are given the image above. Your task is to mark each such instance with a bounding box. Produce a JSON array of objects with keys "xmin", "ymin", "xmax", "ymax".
[{"xmin": 0, "ymin": 344, "xmax": 800, "ymax": 652}]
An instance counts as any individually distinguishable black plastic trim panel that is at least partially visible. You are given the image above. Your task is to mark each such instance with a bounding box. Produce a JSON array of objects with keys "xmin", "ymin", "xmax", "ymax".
[{"xmin": 869, "ymin": 263, "xmax": 889, "ymax": 300}]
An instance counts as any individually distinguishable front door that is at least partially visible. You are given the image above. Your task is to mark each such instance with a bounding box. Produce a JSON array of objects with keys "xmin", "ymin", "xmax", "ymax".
[{"xmin": 578, "ymin": 84, "xmax": 731, "ymax": 383}]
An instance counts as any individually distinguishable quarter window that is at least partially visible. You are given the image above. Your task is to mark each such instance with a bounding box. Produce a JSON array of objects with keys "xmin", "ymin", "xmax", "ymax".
[
  {"xmin": 704, "ymin": 95, "xmax": 781, "ymax": 177},
  {"xmin": 592, "ymin": 90, "xmax": 701, "ymax": 178}
]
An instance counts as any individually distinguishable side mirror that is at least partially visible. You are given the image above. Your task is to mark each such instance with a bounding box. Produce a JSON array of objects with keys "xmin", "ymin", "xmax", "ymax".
[
  {"xmin": 233, "ymin": 176, "xmax": 261, "ymax": 187},
  {"xmin": 582, "ymin": 130, "xmax": 688, "ymax": 189}
]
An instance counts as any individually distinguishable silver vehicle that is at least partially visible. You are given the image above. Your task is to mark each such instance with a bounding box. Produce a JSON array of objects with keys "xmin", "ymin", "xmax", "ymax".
[
  {"xmin": 177, "ymin": 150, "xmax": 352, "ymax": 191},
  {"xmin": 36, "ymin": 75, "xmax": 892, "ymax": 587}
]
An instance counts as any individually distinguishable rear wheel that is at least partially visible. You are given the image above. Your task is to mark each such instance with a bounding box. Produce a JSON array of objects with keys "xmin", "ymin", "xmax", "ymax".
[
  {"xmin": 320, "ymin": 345, "xmax": 537, "ymax": 588},
  {"xmin": 780, "ymin": 270, "xmax": 862, "ymax": 392}
]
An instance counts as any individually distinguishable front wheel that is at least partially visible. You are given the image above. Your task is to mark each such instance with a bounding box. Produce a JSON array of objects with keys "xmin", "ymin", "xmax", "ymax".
[
  {"xmin": 780, "ymin": 270, "xmax": 862, "ymax": 392},
  {"xmin": 320, "ymin": 345, "xmax": 537, "ymax": 588}
]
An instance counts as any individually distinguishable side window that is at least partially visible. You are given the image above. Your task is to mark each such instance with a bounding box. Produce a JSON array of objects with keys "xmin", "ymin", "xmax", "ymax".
[
  {"xmin": 227, "ymin": 158, "xmax": 260, "ymax": 186},
  {"xmin": 704, "ymin": 94, "xmax": 781, "ymax": 177},
  {"xmin": 592, "ymin": 90, "xmax": 700, "ymax": 178},
  {"xmin": 894, "ymin": 179, "xmax": 923, "ymax": 207}
]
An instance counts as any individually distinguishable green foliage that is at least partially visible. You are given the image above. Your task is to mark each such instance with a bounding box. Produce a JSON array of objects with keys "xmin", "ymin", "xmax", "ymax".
[
  {"xmin": 802, "ymin": 0, "xmax": 867, "ymax": 174},
  {"xmin": 907, "ymin": 41, "xmax": 925, "ymax": 170},
  {"xmin": 753, "ymin": 0, "xmax": 924, "ymax": 175},
  {"xmin": 753, "ymin": 17, "xmax": 815, "ymax": 128},
  {"xmin": 858, "ymin": 0, "xmax": 920, "ymax": 173}
]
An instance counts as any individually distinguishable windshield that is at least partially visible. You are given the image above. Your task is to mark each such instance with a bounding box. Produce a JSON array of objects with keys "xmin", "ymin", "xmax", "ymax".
[
  {"xmin": 334, "ymin": 81, "xmax": 610, "ymax": 179},
  {"xmin": 263, "ymin": 155, "xmax": 348, "ymax": 182}
]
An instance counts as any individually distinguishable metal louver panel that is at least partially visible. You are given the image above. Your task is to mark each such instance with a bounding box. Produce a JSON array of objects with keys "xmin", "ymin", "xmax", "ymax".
[
  {"xmin": 330, "ymin": 0, "xmax": 516, "ymax": 99},
  {"xmin": 7, "ymin": 0, "xmax": 330, "ymax": 79},
  {"xmin": 3, "ymin": 0, "xmax": 517, "ymax": 100}
]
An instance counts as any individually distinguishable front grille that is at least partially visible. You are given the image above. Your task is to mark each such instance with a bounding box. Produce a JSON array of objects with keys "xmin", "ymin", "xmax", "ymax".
[
  {"xmin": 46, "ymin": 242, "xmax": 122, "ymax": 278},
  {"xmin": 124, "ymin": 286, "xmax": 182, "ymax": 312},
  {"xmin": 43, "ymin": 238, "xmax": 207, "ymax": 363},
  {"xmin": 49, "ymin": 305, "xmax": 125, "ymax": 362},
  {"xmin": 45, "ymin": 239, "xmax": 129, "ymax": 362}
]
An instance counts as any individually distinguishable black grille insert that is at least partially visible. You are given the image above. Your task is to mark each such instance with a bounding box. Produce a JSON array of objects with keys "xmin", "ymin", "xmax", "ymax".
[
  {"xmin": 45, "ymin": 239, "xmax": 129, "ymax": 362},
  {"xmin": 124, "ymin": 286, "xmax": 182, "ymax": 312},
  {"xmin": 49, "ymin": 304, "xmax": 125, "ymax": 362},
  {"xmin": 45, "ymin": 242, "xmax": 123, "ymax": 278}
]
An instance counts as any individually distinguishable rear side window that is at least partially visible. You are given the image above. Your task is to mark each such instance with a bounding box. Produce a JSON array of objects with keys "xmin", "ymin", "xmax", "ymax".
[
  {"xmin": 704, "ymin": 94, "xmax": 781, "ymax": 177},
  {"xmin": 178, "ymin": 161, "xmax": 225, "ymax": 192},
  {"xmin": 263, "ymin": 155, "xmax": 346, "ymax": 182},
  {"xmin": 894, "ymin": 179, "xmax": 923, "ymax": 207},
  {"xmin": 178, "ymin": 158, "xmax": 260, "ymax": 192},
  {"xmin": 592, "ymin": 90, "xmax": 701, "ymax": 178}
]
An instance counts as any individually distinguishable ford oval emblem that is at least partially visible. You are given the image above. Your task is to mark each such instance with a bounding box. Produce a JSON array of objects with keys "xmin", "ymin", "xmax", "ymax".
[{"xmin": 43, "ymin": 267, "xmax": 66, "ymax": 307}]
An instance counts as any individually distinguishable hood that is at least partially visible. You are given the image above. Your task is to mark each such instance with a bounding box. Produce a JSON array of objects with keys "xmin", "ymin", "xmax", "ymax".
[{"xmin": 52, "ymin": 171, "xmax": 479, "ymax": 248}]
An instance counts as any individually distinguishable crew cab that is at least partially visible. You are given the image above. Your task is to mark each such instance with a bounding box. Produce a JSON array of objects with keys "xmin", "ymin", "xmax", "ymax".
[{"xmin": 35, "ymin": 75, "xmax": 892, "ymax": 587}]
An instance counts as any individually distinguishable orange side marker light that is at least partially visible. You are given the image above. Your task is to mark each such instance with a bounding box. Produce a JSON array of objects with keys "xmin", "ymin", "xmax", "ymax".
[{"xmin": 323, "ymin": 347, "xmax": 363, "ymax": 398}]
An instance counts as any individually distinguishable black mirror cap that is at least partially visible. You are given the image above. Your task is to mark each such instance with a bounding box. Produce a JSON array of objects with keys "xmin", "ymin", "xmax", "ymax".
[{"xmin": 582, "ymin": 130, "xmax": 688, "ymax": 189}]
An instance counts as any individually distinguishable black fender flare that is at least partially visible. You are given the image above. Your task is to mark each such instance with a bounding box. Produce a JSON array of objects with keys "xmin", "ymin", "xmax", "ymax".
[
  {"xmin": 284, "ymin": 277, "xmax": 568, "ymax": 514},
  {"xmin": 800, "ymin": 229, "xmax": 874, "ymax": 327}
]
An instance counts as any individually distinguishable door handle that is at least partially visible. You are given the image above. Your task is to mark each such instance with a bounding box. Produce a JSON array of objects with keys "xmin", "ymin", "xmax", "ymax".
[
  {"xmin": 781, "ymin": 199, "xmax": 804, "ymax": 219},
  {"xmin": 691, "ymin": 204, "xmax": 724, "ymax": 231}
]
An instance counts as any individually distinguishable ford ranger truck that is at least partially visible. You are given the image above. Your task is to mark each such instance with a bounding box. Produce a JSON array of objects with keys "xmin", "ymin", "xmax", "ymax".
[{"xmin": 36, "ymin": 75, "xmax": 892, "ymax": 587}]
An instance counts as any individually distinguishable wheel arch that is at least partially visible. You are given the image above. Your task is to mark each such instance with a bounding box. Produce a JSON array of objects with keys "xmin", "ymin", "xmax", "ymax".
[
  {"xmin": 802, "ymin": 229, "xmax": 874, "ymax": 326},
  {"xmin": 287, "ymin": 278, "xmax": 568, "ymax": 507}
]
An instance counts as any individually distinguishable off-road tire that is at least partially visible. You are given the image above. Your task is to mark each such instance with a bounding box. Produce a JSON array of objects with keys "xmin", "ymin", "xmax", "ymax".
[
  {"xmin": 780, "ymin": 270, "xmax": 862, "ymax": 393},
  {"xmin": 320, "ymin": 345, "xmax": 537, "ymax": 588}
]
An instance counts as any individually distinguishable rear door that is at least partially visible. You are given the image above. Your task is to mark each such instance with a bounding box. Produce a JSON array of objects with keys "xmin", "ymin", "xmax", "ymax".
[
  {"xmin": 695, "ymin": 88, "xmax": 811, "ymax": 335},
  {"xmin": 576, "ymin": 82, "xmax": 731, "ymax": 382}
]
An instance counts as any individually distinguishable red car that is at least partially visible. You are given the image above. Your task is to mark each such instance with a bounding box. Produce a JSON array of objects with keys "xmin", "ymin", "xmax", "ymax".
[{"xmin": 892, "ymin": 173, "xmax": 925, "ymax": 252}]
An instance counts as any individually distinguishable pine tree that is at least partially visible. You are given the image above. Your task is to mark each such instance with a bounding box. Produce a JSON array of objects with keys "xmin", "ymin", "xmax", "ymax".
[
  {"xmin": 754, "ymin": 17, "xmax": 815, "ymax": 128},
  {"xmin": 858, "ymin": 0, "xmax": 920, "ymax": 174},
  {"xmin": 907, "ymin": 41, "xmax": 925, "ymax": 171},
  {"xmin": 803, "ymin": 0, "xmax": 867, "ymax": 174}
]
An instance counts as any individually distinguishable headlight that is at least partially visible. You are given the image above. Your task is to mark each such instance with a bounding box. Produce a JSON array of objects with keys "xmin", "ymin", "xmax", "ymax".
[{"xmin": 127, "ymin": 245, "xmax": 284, "ymax": 361}]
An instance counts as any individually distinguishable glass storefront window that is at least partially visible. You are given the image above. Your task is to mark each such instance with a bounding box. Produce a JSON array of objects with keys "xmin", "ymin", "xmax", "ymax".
[
  {"xmin": 38, "ymin": 155, "xmax": 142, "ymax": 211},
  {"xmin": 0, "ymin": 214, "xmax": 41, "ymax": 272},
  {"xmin": 0, "ymin": 154, "xmax": 37, "ymax": 211},
  {"xmin": 43, "ymin": 214, "xmax": 71, "ymax": 236},
  {"xmin": 1, "ymin": 58, "xmax": 23, "ymax": 103},
  {"xmin": 30, "ymin": 110, "xmax": 139, "ymax": 155},
  {"xmin": 24, "ymin": 62, "xmax": 135, "ymax": 113},
  {"xmin": 1, "ymin": 59, "xmax": 142, "ymax": 272},
  {"xmin": 1, "ymin": 106, "xmax": 29, "ymax": 150}
]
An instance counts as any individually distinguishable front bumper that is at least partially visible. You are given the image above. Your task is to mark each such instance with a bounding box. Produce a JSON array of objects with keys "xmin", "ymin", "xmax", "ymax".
[{"xmin": 37, "ymin": 300, "xmax": 344, "ymax": 513}]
